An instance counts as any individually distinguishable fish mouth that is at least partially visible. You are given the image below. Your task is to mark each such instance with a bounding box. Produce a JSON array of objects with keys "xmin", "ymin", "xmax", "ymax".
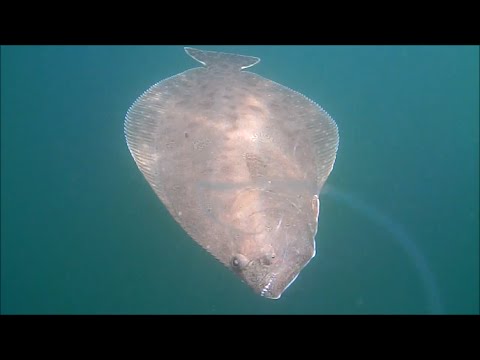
[
  {"xmin": 258, "ymin": 250, "xmax": 315, "ymax": 299},
  {"xmin": 259, "ymin": 271, "xmax": 301, "ymax": 300},
  {"xmin": 260, "ymin": 274, "xmax": 278, "ymax": 298}
]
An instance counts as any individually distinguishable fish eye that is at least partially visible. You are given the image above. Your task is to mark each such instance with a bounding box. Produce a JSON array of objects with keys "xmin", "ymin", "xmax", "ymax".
[
  {"xmin": 232, "ymin": 257, "xmax": 240, "ymax": 267},
  {"xmin": 262, "ymin": 252, "xmax": 276, "ymax": 266},
  {"xmin": 231, "ymin": 254, "xmax": 249, "ymax": 270}
]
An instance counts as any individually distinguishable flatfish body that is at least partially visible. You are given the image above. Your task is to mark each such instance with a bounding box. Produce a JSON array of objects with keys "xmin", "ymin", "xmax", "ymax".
[{"xmin": 125, "ymin": 47, "xmax": 339, "ymax": 299}]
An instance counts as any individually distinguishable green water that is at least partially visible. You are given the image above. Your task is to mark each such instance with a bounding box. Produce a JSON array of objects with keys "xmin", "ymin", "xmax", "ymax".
[{"xmin": 1, "ymin": 45, "xmax": 478, "ymax": 314}]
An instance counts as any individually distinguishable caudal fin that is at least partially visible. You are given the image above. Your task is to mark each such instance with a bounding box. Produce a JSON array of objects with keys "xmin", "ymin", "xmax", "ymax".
[{"xmin": 184, "ymin": 47, "xmax": 260, "ymax": 70}]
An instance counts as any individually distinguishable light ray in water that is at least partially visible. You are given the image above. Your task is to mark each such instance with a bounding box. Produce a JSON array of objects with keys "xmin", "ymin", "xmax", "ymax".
[{"xmin": 322, "ymin": 185, "xmax": 444, "ymax": 314}]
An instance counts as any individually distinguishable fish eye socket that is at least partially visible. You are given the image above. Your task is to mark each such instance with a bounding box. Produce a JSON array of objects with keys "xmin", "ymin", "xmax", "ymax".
[
  {"xmin": 262, "ymin": 253, "xmax": 276, "ymax": 266},
  {"xmin": 231, "ymin": 254, "xmax": 249, "ymax": 270}
]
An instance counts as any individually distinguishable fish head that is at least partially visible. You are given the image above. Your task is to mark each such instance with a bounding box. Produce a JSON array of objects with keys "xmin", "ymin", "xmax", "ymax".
[{"xmin": 229, "ymin": 191, "xmax": 320, "ymax": 299}]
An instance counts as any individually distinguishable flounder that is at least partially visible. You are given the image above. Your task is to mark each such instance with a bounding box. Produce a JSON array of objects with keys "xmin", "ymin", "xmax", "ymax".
[{"xmin": 125, "ymin": 47, "xmax": 339, "ymax": 299}]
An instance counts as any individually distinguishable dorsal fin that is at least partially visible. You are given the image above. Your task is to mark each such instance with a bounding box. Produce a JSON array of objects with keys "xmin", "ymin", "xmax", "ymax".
[{"xmin": 184, "ymin": 47, "xmax": 260, "ymax": 71}]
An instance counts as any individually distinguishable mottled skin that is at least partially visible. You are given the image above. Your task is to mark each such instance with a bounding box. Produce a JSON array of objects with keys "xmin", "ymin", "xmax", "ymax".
[{"xmin": 125, "ymin": 47, "xmax": 338, "ymax": 299}]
